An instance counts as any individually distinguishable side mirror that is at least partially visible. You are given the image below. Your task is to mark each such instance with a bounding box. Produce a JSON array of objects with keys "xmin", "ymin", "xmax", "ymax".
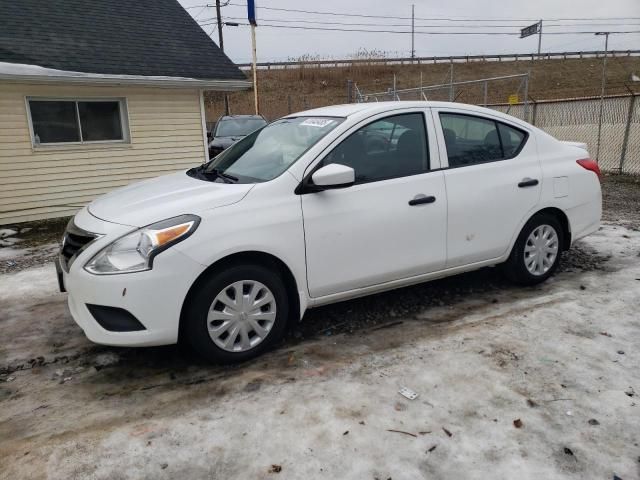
[{"xmin": 311, "ymin": 163, "xmax": 355, "ymax": 189}]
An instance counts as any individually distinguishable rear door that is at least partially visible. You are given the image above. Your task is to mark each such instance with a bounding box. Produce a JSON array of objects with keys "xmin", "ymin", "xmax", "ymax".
[{"xmin": 432, "ymin": 108, "xmax": 542, "ymax": 267}]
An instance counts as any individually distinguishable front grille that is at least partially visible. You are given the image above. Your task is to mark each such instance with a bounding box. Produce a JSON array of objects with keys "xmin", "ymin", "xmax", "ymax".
[{"xmin": 60, "ymin": 220, "xmax": 98, "ymax": 271}]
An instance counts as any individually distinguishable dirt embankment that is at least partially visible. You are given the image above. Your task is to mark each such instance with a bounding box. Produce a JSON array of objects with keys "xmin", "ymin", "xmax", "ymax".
[{"xmin": 205, "ymin": 56, "xmax": 640, "ymax": 120}]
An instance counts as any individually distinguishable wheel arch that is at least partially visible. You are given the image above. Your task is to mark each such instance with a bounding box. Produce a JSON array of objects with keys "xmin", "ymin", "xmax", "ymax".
[
  {"xmin": 532, "ymin": 207, "xmax": 572, "ymax": 251},
  {"xmin": 506, "ymin": 206, "xmax": 572, "ymax": 261},
  {"xmin": 178, "ymin": 251, "xmax": 302, "ymax": 343}
]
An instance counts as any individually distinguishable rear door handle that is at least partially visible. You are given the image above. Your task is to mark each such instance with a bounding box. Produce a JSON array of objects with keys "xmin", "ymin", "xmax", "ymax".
[
  {"xmin": 408, "ymin": 195, "xmax": 436, "ymax": 206},
  {"xmin": 518, "ymin": 178, "xmax": 539, "ymax": 188}
]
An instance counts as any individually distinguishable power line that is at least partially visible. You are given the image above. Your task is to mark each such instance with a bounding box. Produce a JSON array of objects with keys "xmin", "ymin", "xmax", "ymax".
[
  {"xmin": 198, "ymin": 21, "xmax": 640, "ymax": 36},
  {"xmin": 204, "ymin": 16, "xmax": 640, "ymax": 29},
  {"xmin": 224, "ymin": 3, "xmax": 640, "ymax": 23},
  {"xmin": 193, "ymin": 5, "xmax": 208, "ymax": 20}
]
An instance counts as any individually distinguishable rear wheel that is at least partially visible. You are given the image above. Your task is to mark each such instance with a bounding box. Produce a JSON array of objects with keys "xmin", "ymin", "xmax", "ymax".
[
  {"xmin": 183, "ymin": 264, "xmax": 289, "ymax": 363},
  {"xmin": 503, "ymin": 213, "xmax": 563, "ymax": 285}
]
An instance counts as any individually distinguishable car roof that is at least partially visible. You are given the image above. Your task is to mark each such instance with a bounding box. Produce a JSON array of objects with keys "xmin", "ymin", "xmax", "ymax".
[
  {"xmin": 217, "ymin": 115, "xmax": 265, "ymax": 120},
  {"xmin": 285, "ymin": 101, "xmax": 536, "ymax": 131},
  {"xmin": 286, "ymin": 101, "xmax": 508, "ymax": 117}
]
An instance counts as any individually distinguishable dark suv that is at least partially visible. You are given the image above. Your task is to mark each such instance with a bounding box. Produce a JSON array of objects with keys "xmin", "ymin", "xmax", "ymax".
[{"xmin": 208, "ymin": 115, "xmax": 268, "ymax": 159}]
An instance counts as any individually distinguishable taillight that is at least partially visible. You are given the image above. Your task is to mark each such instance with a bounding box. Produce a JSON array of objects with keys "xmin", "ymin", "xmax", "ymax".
[{"xmin": 576, "ymin": 158, "xmax": 601, "ymax": 179}]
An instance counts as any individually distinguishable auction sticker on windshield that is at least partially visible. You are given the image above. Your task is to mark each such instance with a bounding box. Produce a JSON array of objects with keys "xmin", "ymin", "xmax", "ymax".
[{"xmin": 300, "ymin": 118, "xmax": 337, "ymax": 128}]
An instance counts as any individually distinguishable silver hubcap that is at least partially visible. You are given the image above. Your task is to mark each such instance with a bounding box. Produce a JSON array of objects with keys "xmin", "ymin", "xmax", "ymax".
[
  {"xmin": 524, "ymin": 224, "xmax": 559, "ymax": 276},
  {"xmin": 207, "ymin": 280, "xmax": 277, "ymax": 352}
]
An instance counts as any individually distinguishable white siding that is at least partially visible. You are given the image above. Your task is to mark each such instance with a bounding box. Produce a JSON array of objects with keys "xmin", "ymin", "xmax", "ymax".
[{"xmin": 0, "ymin": 82, "xmax": 207, "ymax": 224}]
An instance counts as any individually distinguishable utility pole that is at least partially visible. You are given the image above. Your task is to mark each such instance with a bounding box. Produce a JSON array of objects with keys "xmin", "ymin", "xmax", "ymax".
[
  {"xmin": 411, "ymin": 4, "xmax": 415, "ymax": 59},
  {"xmin": 247, "ymin": 0, "xmax": 259, "ymax": 114},
  {"xmin": 215, "ymin": 0, "xmax": 230, "ymax": 115},
  {"xmin": 595, "ymin": 31, "xmax": 610, "ymax": 162},
  {"xmin": 449, "ymin": 62, "xmax": 454, "ymax": 101},
  {"xmin": 537, "ymin": 19, "xmax": 542, "ymax": 56},
  {"xmin": 393, "ymin": 73, "xmax": 397, "ymax": 100},
  {"xmin": 251, "ymin": 24, "xmax": 259, "ymax": 114},
  {"xmin": 215, "ymin": 0, "xmax": 224, "ymax": 51}
]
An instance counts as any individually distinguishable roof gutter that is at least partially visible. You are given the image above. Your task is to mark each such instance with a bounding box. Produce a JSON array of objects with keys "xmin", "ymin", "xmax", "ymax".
[{"xmin": 0, "ymin": 73, "xmax": 251, "ymax": 90}]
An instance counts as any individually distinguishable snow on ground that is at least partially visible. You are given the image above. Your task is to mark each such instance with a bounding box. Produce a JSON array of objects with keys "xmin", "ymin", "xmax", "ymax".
[
  {"xmin": 0, "ymin": 229, "xmax": 18, "ymax": 238},
  {"xmin": 0, "ymin": 247, "xmax": 29, "ymax": 261},
  {"xmin": 0, "ymin": 224, "xmax": 639, "ymax": 480},
  {"xmin": 0, "ymin": 242, "xmax": 59, "ymax": 274},
  {"xmin": 0, "ymin": 264, "xmax": 57, "ymax": 302}
]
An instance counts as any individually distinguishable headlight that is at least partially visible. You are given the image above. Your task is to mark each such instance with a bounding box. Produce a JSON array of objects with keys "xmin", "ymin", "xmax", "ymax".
[{"xmin": 84, "ymin": 215, "xmax": 200, "ymax": 275}]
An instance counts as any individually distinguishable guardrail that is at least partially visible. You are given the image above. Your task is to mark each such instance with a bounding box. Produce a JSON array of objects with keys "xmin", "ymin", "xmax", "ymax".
[{"xmin": 236, "ymin": 50, "xmax": 640, "ymax": 70}]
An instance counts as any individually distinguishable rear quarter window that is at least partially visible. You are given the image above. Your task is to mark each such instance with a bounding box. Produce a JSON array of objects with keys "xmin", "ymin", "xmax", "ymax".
[{"xmin": 498, "ymin": 123, "xmax": 527, "ymax": 158}]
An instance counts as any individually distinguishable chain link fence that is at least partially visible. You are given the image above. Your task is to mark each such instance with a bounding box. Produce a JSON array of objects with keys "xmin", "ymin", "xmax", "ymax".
[
  {"xmin": 206, "ymin": 91, "xmax": 350, "ymax": 122},
  {"xmin": 490, "ymin": 95, "xmax": 640, "ymax": 174},
  {"xmin": 355, "ymin": 73, "xmax": 530, "ymax": 109}
]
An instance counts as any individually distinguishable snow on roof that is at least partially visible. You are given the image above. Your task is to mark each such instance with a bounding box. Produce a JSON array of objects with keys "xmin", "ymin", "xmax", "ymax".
[{"xmin": 0, "ymin": 62, "xmax": 251, "ymax": 90}]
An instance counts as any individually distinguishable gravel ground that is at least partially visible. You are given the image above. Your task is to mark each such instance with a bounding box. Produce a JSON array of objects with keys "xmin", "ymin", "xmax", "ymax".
[
  {"xmin": 0, "ymin": 217, "xmax": 68, "ymax": 274},
  {"xmin": 601, "ymin": 174, "xmax": 640, "ymax": 229},
  {"xmin": 1, "ymin": 224, "xmax": 639, "ymax": 479}
]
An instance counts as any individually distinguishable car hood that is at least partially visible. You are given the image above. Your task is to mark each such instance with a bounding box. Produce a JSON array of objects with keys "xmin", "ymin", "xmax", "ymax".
[{"xmin": 88, "ymin": 171, "xmax": 254, "ymax": 227}]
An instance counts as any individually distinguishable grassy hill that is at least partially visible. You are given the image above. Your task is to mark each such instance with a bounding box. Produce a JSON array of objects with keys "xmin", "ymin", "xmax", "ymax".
[{"xmin": 205, "ymin": 55, "xmax": 640, "ymax": 121}]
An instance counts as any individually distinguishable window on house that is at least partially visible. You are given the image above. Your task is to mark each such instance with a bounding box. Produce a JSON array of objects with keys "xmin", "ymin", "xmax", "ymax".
[{"xmin": 28, "ymin": 99, "xmax": 128, "ymax": 145}]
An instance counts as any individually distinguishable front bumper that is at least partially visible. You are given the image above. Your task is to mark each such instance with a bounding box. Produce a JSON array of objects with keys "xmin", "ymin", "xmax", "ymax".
[
  {"xmin": 55, "ymin": 257, "xmax": 66, "ymax": 293},
  {"xmin": 61, "ymin": 208, "xmax": 205, "ymax": 347}
]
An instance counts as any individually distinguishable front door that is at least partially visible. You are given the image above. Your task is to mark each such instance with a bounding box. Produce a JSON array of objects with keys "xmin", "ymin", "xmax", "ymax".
[{"xmin": 301, "ymin": 111, "xmax": 447, "ymax": 298}]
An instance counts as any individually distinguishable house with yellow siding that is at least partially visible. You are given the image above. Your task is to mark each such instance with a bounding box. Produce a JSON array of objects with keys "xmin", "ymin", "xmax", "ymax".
[{"xmin": 0, "ymin": 0, "xmax": 250, "ymax": 224}]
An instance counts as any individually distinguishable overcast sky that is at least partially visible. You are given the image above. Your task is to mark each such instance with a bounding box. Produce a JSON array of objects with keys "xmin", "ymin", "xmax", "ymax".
[{"xmin": 177, "ymin": 0, "xmax": 640, "ymax": 63}]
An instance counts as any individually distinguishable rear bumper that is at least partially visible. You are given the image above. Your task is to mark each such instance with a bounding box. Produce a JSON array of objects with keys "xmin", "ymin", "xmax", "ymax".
[{"xmin": 566, "ymin": 195, "xmax": 602, "ymax": 244}]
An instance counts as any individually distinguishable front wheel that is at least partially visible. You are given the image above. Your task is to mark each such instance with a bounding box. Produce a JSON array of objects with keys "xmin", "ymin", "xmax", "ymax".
[
  {"xmin": 503, "ymin": 213, "xmax": 563, "ymax": 285},
  {"xmin": 183, "ymin": 264, "xmax": 289, "ymax": 363}
]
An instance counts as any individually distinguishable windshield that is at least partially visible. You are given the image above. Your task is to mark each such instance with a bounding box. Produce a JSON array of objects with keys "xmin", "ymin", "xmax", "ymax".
[
  {"xmin": 205, "ymin": 116, "xmax": 344, "ymax": 183},
  {"xmin": 215, "ymin": 117, "xmax": 268, "ymax": 137}
]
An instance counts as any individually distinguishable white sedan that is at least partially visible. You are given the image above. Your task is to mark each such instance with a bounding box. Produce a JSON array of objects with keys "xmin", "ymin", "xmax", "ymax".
[{"xmin": 57, "ymin": 102, "xmax": 602, "ymax": 363}]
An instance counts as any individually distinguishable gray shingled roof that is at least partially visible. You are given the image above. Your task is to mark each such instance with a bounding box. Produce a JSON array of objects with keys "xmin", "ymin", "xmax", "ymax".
[{"xmin": 0, "ymin": 0, "xmax": 247, "ymax": 81}]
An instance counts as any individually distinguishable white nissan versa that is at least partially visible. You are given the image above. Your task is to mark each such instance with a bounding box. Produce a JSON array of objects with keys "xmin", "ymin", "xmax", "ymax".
[{"xmin": 56, "ymin": 102, "xmax": 601, "ymax": 363}]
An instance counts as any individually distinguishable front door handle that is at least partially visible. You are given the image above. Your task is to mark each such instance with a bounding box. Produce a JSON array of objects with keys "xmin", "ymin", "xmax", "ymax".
[
  {"xmin": 408, "ymin": 195, "xmax": 436, "ymax": 206},
  {"xmin": 518, "ymin": 178, "xmax": 539, "ymax": 188}
]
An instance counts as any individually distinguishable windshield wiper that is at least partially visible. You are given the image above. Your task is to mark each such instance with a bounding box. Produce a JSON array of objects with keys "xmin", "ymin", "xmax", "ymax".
[
  {"xmin": 188, "ymin": 164, "xmax": 238, "ymax": 183},
  {"xmin": 208, "ymin": 168, "xmax": 238, "ymax": 183}
]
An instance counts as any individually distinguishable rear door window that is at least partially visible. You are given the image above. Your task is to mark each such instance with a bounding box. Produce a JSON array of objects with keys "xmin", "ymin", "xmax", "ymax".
[{"xmin": 440, "ymin": 113, "xmax": 527, "ymax": 168}]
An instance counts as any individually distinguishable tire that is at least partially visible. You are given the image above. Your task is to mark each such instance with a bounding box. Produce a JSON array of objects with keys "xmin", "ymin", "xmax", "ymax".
[
  {"xmin": 503, "ymin": 213, "xmax": 564, "ymax": 286},
  {"xmin": 183, "ymin": 263, "xmax": 289, "ymax": 363}
]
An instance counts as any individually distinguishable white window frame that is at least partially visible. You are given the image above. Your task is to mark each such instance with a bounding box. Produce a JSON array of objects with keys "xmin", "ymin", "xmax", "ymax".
[{"xmin": 25, "ymin": 97, "xmax": 131, "ymax": 147}]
